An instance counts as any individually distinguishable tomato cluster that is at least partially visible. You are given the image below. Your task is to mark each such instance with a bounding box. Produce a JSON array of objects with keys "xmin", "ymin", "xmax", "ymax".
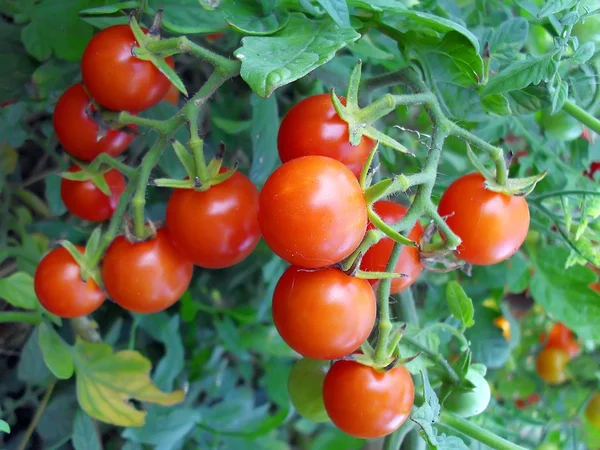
[{"xmin": 536, "ymin": 323, "xmax": 580, "ymax": 385}]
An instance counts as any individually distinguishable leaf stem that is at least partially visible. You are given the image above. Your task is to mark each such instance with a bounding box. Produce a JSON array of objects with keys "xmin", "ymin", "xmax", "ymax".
[
  {"xmin": 0, "ymin": 311, "xmax": 41, "ymax": 324},
  {"xmin": 17, "ymin": 380, "xmax": 56, "ymax": 450},
  {"xmin": 401, "ymin": 334, "xmax": 460, "ymax": 384},
  {"xmin": 562, "ymin": 99, "xmax": 600, "ymax": 135}
]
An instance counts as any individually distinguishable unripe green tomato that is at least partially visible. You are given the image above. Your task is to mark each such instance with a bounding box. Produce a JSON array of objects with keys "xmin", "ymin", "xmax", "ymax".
[
  {"xmin": 444, "ymin": 367, "xmax": 491, "ymax": 418},
  {"xmin": 537, "ymin": 443, "xmax": 560, "ymax": 450},
  {"xmin": 540, "ymin": 110, "xmax": 582, "ymax": 142},
  {"xmin": 572, "ymin": 13, "xmax": 600, "ymax": 49},
  {"xmin": 527, "ymin": 25, "xmax": 554, "ymax": 55},
  {"xmin": 288, "ymin": 358, "xmax": 330, "ymax": 422}
]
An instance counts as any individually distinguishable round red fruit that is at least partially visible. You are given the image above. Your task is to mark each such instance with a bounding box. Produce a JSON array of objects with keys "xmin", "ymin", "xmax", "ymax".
[
  {"xmin": 437, "ymin": 173, "xmax": 530, "ymax": 265},
  {"xmin": 277, "ymin": 94, "xmax": 375, "ymax": 178},
  {"xmin": 102, "ymin": 228, "xmax": 193, "ymax": 314},
  {"xmin": 34, "ymin": 246, "xmax": 105, "ymax": 318},
  {"xmin": 53, "ymin": 83, "xmax": 135, "ymax": 161},
  {"xmin": 360, "ymin": 201, "xmax": 423, "ymax": 293},
  {"xmin": 82, "ymin": 25, "xmax": 175, "ymax": 112},
  {"xmin": 166, "ymin": 171, "xmax": 260, "ymax": 269},
  {"xmin": 323, "ymin": 360, "xmax": 414, "ymax": 439},
  {"xmin": 61, "ymin": 166, "xmax": 126, "ymax": 222},
  {"xmin": 258, "ymin": 155, "xmax": 367, "ymax": 268},
  {"xmin": 272, "ymin": 266, "xmax": 376, "ymax": 360}
]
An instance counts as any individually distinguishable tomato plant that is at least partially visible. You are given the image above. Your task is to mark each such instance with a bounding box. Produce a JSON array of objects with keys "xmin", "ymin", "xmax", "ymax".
[
  {"xmin": 287, "ymin": 358, "xmax": 330, "ymax": 423},
  {"xmin": 82, "ymin": 25, "xmax": 174, "ymax": 112},
  {"xmin": 60, "ymin": 166, "xmax": 126, "ymax": 222},
  {"xmin": 53, "ymin": 83, "xmax": 135, "ymax": 161},
  {"xmin": 258, "ymin": 155, "xmax": 367, "ymax": 268},
  {"xmin": 101, "ymin": 229, "xmax": 193, "ymax": 314},
  {"xmin": 438, "ymin": 172, "xmax": 530, "ymax": 265},
  {"xmin": 323, "ymin": 360, "xmax": 414, "ymax": 439},
  {"xmin": 272, "ymin": 266, "xmax": 375, "ymax": 360},
  {"xmin": 34, "ymin": 246, "xmax": 105, "ymax": 318}
]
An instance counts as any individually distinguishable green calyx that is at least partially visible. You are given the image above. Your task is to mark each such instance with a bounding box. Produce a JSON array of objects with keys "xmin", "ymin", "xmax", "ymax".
[
  {"xmin": 60, "ymin": 165, "xmax": 114, "ymax": 196},
  {"xmin": 59, "ymin": 229, "xmax": 104, "ymax": 288}
]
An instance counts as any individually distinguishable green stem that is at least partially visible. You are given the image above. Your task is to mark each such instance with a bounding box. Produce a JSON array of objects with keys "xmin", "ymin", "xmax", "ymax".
[
  {"xmin": 178, "ymin": 37, "xmax": 241, "ymax": 76},
  {"xmin": 118, "ymin": 111, "xmax": 169, "ymax": 133},
  {"xmin": 17, "ymin": 380, "xmax": 56, "ymax": 450},
  {"xmin": 439, "ymin": 411, "xmax": 528, "ymax": 450},
  {"xmin": 401, "ymin": 334, "xmax": 460, "ymax": 384},
  {"xmin": 86, "ymin": 153, "xmax": 137, "ymax": 178},
  {"xmin": 530, "ymin": 189, "xmax": 600, "ymax": 201},
  {"xmin": 398, "ymin": 288, "xmax": 419, "ymax": 325},
  {"xmin": 14, "ymin": 188, "xmax": 51, "ymax": 218},
  {"xmin": 422, "ymin": 323, "xmax": 470, "ymax": 349},
  {"xmin": 562, "ymin": 99, "xmax": 600, "ymax": 135},
  {"xmin": 0, "ymin": 311, "xmax": 41, "ymax": 324}
]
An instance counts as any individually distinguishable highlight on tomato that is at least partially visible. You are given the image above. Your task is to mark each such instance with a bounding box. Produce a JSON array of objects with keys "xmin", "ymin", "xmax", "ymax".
[
  {"xmin": 101, "ymin": 228, "xmax": 193, "ymax": 314},
  {"xmin": 437, "ymin": 172, "xmax": 530, "ymax": 265},
  {"xmin": 61, "ymin": 166, "xmax": 126, "ymax": 222},
  {"xmin": 287, "ymin": 359, "xmax": 330, "ymax": 423},
  {"xmin": 258, "ymin": 155, "xmax": 368, "ymax": 269},
  {"xmin": 277, "ymin": 93, "xmax": 376, "ymax": 177},
  {"xmin": 359, "ymin": 201, "xmax": 423, "ymax": 293},
  {"xmin": 53, "ymin": 83, "xmax": 135, "ymax": 161},
  {"xmin": 323, "ymin": 360, "xmax": 414, "ymax": 439},
  {"xmin": 34, "ymin": 246, "xmax": 105, "ymax": 318},
  {"xmin": 272, "ymin": 266, "xmax": 376, "ymax": 360}
]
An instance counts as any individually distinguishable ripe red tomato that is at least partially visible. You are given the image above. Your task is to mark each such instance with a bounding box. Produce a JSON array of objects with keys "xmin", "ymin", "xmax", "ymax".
[
  {"xmin": 272, "ymin": 266, "xmax": 376, "ymax": 360},
  {"xmin": 82, "ymin": 25, "xmax": 175, "ymax": 112},
  {"xmin": 61, "ymin": 166, "xmax": 126, "ymax": 222},
  {"xmin": 323, "ymin": 360, "xmax": 414, "ymax": 438},
  {"xmin": 101, "ymin": 228, "xmax": 193, "ymax": 314},
  {"xmin": 277, "ymin": 94, "xmax": 375, "ymax": 178},
  {"xmin": 205, "ymin": 32, "xmax": 224, "ymax": 42},
  {"xmin": 53, "ymin": 84, "xmax": 135, "ymax": 161},
  {"xmin": 34, "ymin": 246, "xmax": 105, "ymax": 318},
  {"xmin": 259, "ymin": 156, "xmax": 367, "ymax": 268},
  {"xmin": 437, "ymin": 172, "xmax": 530, "ymax": 265},
  {"xmin": 540, "ymin": 323, "xmax": 580, "ymax": 358},
  {"xmin": 584, "ymin": 161, "xmax": 600, "ymax": 180},
  {"xmin": 359, "ymin": 201, "xmax": 423, "ymax": 293},
  {"xmin": 515, "ymin": 393, "xmax": 540, "ymax": 410},
  {"xmin": 163, "ymin": 84, "xmax": 180, "ymax": 106},
  {"xmin": 536, "ymin": 347, "xmax": 569, "ymax": 385},
  {"xmin": 585, "ymin": 392, "xmax": 600, "ymax": 428},
  {"xmin": 166, "ymin": 170, "xmax": 260, "ymax": 269}
]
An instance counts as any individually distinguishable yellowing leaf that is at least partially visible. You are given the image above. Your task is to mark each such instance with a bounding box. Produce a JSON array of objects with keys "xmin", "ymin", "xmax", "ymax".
[
  {"xmin": 0, "ymin": 143, "xmax": 17, "ymax": 175},
  {"xmin": 73, "ymin": 339, "xmax": 185, "ymax": 427}
]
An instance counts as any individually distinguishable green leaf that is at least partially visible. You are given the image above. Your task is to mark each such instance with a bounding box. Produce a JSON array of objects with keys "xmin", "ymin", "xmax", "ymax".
[
  {"xmin": 235, "ymin": 13, "xmax": 360, "ymax": 98},
  {"xmin": 481, "ymin": 93, "xmax": 512, "ymax": 115},
  {"xmin": 121, "ymin": 406, "xmax": 201, "ymax": 446},
  {"xmin": 446, "ymin": 281, "xmax": 475, "ymax": 328},
  {"xmin": 537, "ymin": 0, "xmax": 578, "ymax": 18},
  {"xmin": 38, "ymin": 322, "xmax": 74, "ymax": 380},
  {"xmin": 550, "ymin": 78, "xmax": 568, "ymax": 114},
  {"xmin": 316, "ymin": 0, "xmax": 351, "ymax": 28},
  {"xmin": 530, "ymin": 246, "xmax": 600, "ymax": 343},
  {"xmin": 212, "ymin": 116, "xmax": 252, "ymax": 134},
  {"xmin": 17, "ymin": 331, "xmax": 53, "ymax": 385},
  {"xmin": 0, "ymin": 103, "xmax": 27, "ymax": 147},
  {"xmin": 21, "ymin": 22, "xmax": 52, "ymax": 61},
  {"xmin": 508, "ymin": 83, "xmax": 552, "ymax": 113},
  {"xmin": 483, "ymin": 54, "xmax": 557, "ymax": 97},
  {"xmin": 72, "ymin": 410, "xmax": 101, "ymax": 450},
  {"xmin": 489, "ymin": 18, "xmax": 529, "ymax": 58},
  {"xmin": 79, "ymin": 1, "xmax": 137, "ymax": 14},
  {"xmin": 0, "ymin": 271, "xmax": 38, "ymax": 310},
  {"xmin": 250, "ymin": 93, "xmax": 279, "ymax": 185},
  {"xmin": 0, "ymin": 24, "xmax": 37, "ymax": 104},
  {"xmin": 45, "ymin": 174, "xmax": 66, "ymax": 216},
  {"xmin": 400, "ymin": 324, "xmax": 441, "ymax": 373},
  {"xmin": 73, "ymin": 339, "xmax": 185, "ymax": 426},
  {"xmin": 572, "ymin": 42, "xmax": 595, "ymax": 65},
  {"xmin": 223, "ymin": 1, "xmax": 290, "ymax": 35},
  {"xmin": 464, "ymin": 304, "xmax": 510, "ymax": 369},
  {"xmin": 430, "ymin": 31, "xmax": 483, "ymax": 84},
  {"xmin": 0, "ymin": 420, "xmax": 9, "ymax": 434},
  {"xmin": 149, "ymin": 0, "xmax": 228, "ymax": 34}
]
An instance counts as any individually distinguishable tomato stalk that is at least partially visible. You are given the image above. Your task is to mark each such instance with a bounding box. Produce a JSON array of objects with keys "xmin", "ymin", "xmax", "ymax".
[
  {"xmin": 0, "ymin": 311, "xmax": 41, "ymax": 325},
  {"xmin": 563, "ymin": 99, "xmax": 600, "ymax": 135}
]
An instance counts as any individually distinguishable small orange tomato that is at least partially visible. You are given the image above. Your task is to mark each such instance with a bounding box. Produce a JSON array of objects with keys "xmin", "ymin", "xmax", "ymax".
[{"xmin": 536, "ymin": 347, "xmax": 569, "ymax": 385}]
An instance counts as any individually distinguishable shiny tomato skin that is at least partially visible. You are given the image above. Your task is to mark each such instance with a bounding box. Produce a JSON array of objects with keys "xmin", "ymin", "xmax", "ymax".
[
  {"xmin": 101, "ymin": 229, "xmax": 193, "ymax": 314},
  {"xmin": 536, "ymin": 347, "xmax": 569, "ymax": 385},
  {"xmin": 540, "ymin": 323, "xmax": 580, "ymax": 358},
  {"xmin": 437, "ymin": 172, "xmax": 530, "ymax": 265},
  {"xmin": 82, "ymin": 25, "xmax": 175, "ymax": 112},
  {"xmin": 34, "ymin": 246, "xmax": 105, "ymax": 318},
  {"xmin": 585, "ymin": 392, "xmax": 600, "ymax": 428},
  {"xmin": 259, "ymin": 156, "xmax": 368, "ymax": 268},
  {"xmin": 166, "ymin": 171, "xmax": 260, "ymax": 269},
  {"xmin": 323, "ymin": 360, "xmax": 414, "ymax": 439},
  {"xmin": 360, "ymin": 201, "xmax": 423, "ymax": 293},
  {"xmin": 53, "ymin": 83, "xmax": 135, "ymax": 161},
  {"xmin": 61, "ymin": 166, "xmax": 126, "ymax": 222},
  {"xmin": 277, "ymin": 94, "xmax": 375, "ymax": 178},
  {"xmin": 272, "ymin": 266, "xmax": 376, "ymax": 360}
]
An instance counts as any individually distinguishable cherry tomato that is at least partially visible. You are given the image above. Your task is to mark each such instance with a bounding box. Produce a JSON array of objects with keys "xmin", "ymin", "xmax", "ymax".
[
  {"xmin": 359, "ymin": 201, "xmax": 423, "ymax": 293},
  {"xmin": 259, "ymin": 156, "xmax": 367, "ymax": 268},
  {"xmin": 540, "ymin": 110, "xmax": 582, "ymax": 142},
  {"xmin": 61, "ymin": 166, "xmax": 126, "ymax": 222},
  {"xmin": 272, "ymin": 266, "xmax": 375, "ymax": 360},
  {"xmin": 102, "ymin": 228, "xmax": 193, "ymax": 314},
  {"xmin": 437, "ymin": 172, "xmax": 530, "ymax": 265},
  {"xmin": 205, "ymin": 32, "xmax": 224, "ymax": 42},
  {"xmin": 53, "ymin": 84, "xmax": 135, "ymax": 161},
  {"xmin": 536, "ymin": 347, "xmax": 569, "ymax": 385},
  {"xmin": 585, "ymin": 392, "xmax": 600, "ymax": 428},
  {"xmin": 572, "ymin": 12, "xmax": 600, "ymax": 49},
  {"xmin": 540, "ymin": 323, "xmax": 580, "ymax": 358},
  {"xmin": 277, "ymin": 94, "xmax": 375, "ymax": 178},
  {"xmin": 82, "ymin": 25, "xmax": 175, "ymax": 112},
  {"xmin": 493, "ymin": 316, "xmax": 511, "ymax": 341},
  {"xmin": 163, "ymin": 84, "xmax": 180, "ymax": 106},
  {"xmin": 166, "ymin": 170, "xmax": 260, "ymax": 269},
  {"xmin": 515, "ymin": 392, "xmax": 541, "ymax": 409},
  {"xmin": 323, "ymin": 360, "xmax": 414, "ymax": 439},
  {"xmin": 288, "ymin": 359, "xmax": 330, "ymax": 422},
  {"xmin": 584, "ymin": 161, "xmax": 600, "ymax": 180},
  {"xmin": 34, "ymin": 246, "xmax": 105, "ymax": 318},
  {"xmin": 526, "ymin": 24, "xmax": 554, "ymax": 56},
  {"xmin": 444, "ymin": 367, "xmax": 491, "ymax": 418}
]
